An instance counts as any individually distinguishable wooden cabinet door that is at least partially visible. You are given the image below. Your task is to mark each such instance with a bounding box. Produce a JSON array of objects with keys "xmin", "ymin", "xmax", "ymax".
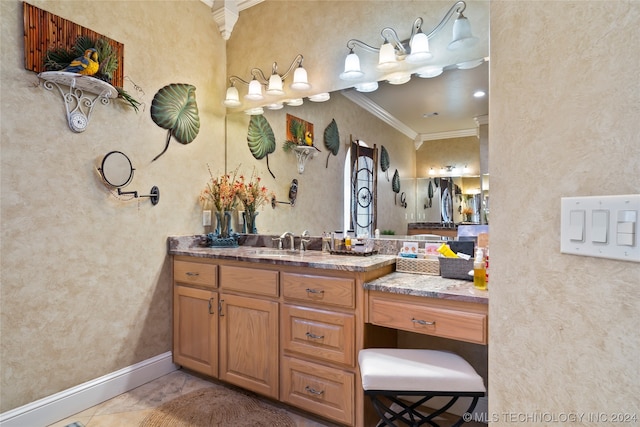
[
  {"xmin": 219, "ymin": 293, "xmax": 279, "ymax": 399},
  {"xmin": 173, "ymin": 285, "xmax": 218, "ymax": 377}
]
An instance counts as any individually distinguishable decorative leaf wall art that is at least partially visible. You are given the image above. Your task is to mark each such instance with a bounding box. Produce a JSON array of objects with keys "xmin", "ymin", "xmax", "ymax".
[
  {"xmin": 391, "ymin": 169, "xmax": 400, "ymax": 205},
  {"xmin": 323, "ymin": 119, "xmax": 340, "ymax": 168},
  {"xmin": 380, "ymin": 145, "xmax": 390, "ymax": 181},
  {"xmin": 150, "ymin": 83, "xmax": 200, "ymax": 161},
  {"xmin": 247, "ymin": 114, "xmax": 276, "ymax": 179}
]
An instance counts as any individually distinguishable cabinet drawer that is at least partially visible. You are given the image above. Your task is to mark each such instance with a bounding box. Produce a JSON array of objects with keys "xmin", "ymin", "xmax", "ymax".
[
  {"xmin": 369, "ymin": 297, "xmax": 487, "ymax": 345},
  {"xmin": 219, "ymin": 265, "xmax": 278, "ymax": 297},
  {"xmin": 282, "ymin": 305, "xmax": 355, "ymax": 366},
  {"xmin": 281, "ymin": 356, "xmax": 354, "ymax": 426},
  {"xmin": 174, "ymin": 260, "xmax": 217, "ymax": 288},
  {"xmin": 282, "ymin": 272, "xmax": 354, "ymax": 308}
]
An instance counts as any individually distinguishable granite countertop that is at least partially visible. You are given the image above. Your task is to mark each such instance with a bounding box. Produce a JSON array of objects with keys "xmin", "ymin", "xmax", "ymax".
[
  {"xmin": 364, "ymin": 272, "xmax": 488, "ymax": 304},
  {"xmin": 168, "ymin": 236, "xmax": 396, "ymax": 273},
  {"xmin": 168, "ymin": 235, "xmax": 488, "ymax": 303}
]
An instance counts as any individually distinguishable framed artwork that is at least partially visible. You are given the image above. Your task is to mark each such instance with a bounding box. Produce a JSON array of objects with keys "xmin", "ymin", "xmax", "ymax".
[
  {"xmin": 23, "ymin": 3, "xmax": 125, "ymax": 87},
  {"xmin": 286, "ymin": 114, "xmax": 313, "ymax": 145}
]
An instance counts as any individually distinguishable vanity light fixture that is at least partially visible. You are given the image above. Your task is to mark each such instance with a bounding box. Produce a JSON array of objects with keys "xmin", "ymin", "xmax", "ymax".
[
  {"xmin": 339, "ymin": 1, "xmax": 478, "ymax": 89},
  {"xmin": 224, "ymin": 54, "xmax": 311, "ymax": 107}
]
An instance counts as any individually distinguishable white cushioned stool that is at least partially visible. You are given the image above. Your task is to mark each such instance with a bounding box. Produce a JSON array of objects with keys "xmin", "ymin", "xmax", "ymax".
[{"xmin": 359, "ymin": 349, "xmax": 485, "ymax": 427}]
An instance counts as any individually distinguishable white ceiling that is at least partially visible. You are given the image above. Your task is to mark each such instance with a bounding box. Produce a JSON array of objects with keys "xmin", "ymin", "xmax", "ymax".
[{"xmin": 341, "ymin": 60, "xmax": 488, "ymax": 141}]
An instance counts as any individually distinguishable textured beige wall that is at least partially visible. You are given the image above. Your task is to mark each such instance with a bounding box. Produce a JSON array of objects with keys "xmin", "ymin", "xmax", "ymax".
[
  {"xmin": 0, "ymin": 0, "xmax": 226, "ymax": 411},
  {"xmin": 490, "ymin": 1, "xmax": 640, "ymax": 423},
  {"xmin": 416, "ymin": 136, "xmax": 481, "ymax": 177}
]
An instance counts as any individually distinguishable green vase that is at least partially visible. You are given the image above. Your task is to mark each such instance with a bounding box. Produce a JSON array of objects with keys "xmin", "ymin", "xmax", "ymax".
[{"xmin": 243, "ymin": 210, "xmax": 258, "ymax": 234}]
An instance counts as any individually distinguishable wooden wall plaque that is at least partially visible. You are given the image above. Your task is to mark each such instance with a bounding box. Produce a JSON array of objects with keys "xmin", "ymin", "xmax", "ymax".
[{"xmin": 23, "ymin": 2, "xmax": 124, "ymax": 88}]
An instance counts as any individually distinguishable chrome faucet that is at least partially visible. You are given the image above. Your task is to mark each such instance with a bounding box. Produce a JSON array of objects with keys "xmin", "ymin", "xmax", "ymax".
[
  {"xmin": 300, "ymin": 230, "xmax": 311, "ymax": 251},
  {"xmin": 280, "ymin": 231, "xmax": 295, "ymax": 250}
]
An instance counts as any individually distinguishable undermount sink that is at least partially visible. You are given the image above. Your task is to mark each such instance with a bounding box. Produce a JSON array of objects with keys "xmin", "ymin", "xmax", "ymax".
[{"xmin": 250, "ymin": 248, "xmax": 302, "ymax": 257}]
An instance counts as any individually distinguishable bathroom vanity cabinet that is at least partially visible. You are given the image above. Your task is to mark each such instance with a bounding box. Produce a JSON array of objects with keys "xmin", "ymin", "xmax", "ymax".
[
  {"xmin": 173, "ymin": 258, "xmax": 218, "ymax": 377},
  {"xmin": 171, "ymin": 250, "xmax": 394, "ymax": 426},
  {"xmin": 169, "ymin": 241, "xmax": 487, "ymax": 427}
]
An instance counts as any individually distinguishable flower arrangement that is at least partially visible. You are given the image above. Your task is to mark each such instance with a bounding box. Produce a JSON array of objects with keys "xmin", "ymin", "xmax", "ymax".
[
  {"xmin": 236, "ymin": 168, "xmax": 274, "ymax": 214},
  {"xmin": 199, "ymin": 166, "xmax": 241, "ymax": 214},
  {"xmin": 462, "ymin": 206, "xmax": 474, "ymax": 216},
  {"xmin": 199, "ymin": 165, "xmax": 273, "ymax": 236}
]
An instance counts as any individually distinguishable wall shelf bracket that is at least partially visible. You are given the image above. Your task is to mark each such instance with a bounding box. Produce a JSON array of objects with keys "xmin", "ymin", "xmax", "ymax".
[
  {"xmin": 292, "ymin": 146, "xmax": 316, "ymax": 174},
  {"xmin": 38, "ymin": 71, "xmax": 118, "ymax": 133}
]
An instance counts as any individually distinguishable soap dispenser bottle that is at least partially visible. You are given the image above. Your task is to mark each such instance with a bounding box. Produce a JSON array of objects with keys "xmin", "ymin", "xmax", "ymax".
[{"xmin": 473, "ymin": 248, "xmax": 487, "ymax": 290}]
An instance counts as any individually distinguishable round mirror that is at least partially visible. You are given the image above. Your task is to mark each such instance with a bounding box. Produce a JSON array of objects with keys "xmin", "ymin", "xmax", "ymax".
[{"xmin": 100, "ymin": 151, "xmax": 134, "ymax": 188}]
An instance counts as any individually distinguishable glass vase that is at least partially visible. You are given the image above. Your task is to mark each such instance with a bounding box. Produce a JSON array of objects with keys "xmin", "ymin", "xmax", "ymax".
[
  {"xmin": 215, "ymin": 210, "xmax": 233, "ymax": 238},
  {"xmin": 243, "ymin": 210, "xmax": 259, "ymax": 234}
]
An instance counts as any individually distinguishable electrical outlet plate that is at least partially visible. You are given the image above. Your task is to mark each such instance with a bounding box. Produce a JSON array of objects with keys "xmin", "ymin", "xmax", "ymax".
[
  {"xmin": 560, "ymin": 194, "xmax": 640, "ymax": 262},
  {"xmin": 202, "ymin": 210, "xmax": 212, "ymax": 226}
]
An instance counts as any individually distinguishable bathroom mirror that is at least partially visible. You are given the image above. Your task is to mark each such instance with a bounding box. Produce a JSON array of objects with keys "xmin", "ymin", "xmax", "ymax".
[
  {"xmin": 224, "ymin": 64, "xmax": 487, "ymax": 232},
  {"xmin": 98, "ymin": 151, "xmax": 160, "ymax": 205},
  {"xmin": 100, "ymin": 151, "xmax": 134, "ymax": 188},
  {"xmin": 223, "ymin": 1, "xmax": 488, "ymax": 234}
]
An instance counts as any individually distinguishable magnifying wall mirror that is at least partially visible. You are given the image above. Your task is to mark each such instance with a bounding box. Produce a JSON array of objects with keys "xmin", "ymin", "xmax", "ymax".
[{"xmin": 98, "ymin": 151, "xmax": 160, "ymax": 205}]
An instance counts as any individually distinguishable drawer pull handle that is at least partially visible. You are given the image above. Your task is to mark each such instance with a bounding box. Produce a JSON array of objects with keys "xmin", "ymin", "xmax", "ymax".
[
  {"xmin": 185, "ymin": 272, "xmax": 200, "ymax": 277},
  {"xmin": 304, "ymin": 386, "xmax": 324, "ymax": 396},
  {"xmin": 412, "ymin": 318, "xmax": 435, "ymax": 326},
  {"xmin": 219, "ymin": 299, "xmax": 224, "ymax": 316},
  {"xmin": 305, "ymin": 288, "xmax": 324, "ymax": 295},
  {"xmin": 305, "ymin": 332, "xmax": 325, "ymax": 340},
  {"xmin": 208, "ymin": 298, "xmax": 215, "ymax": 315}
]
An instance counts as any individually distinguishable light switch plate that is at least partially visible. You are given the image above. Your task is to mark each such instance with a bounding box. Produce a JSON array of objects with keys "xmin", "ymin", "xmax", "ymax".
[{"xmin": 561, "ymin": 194, "xmax": 640, "ymax": 262}]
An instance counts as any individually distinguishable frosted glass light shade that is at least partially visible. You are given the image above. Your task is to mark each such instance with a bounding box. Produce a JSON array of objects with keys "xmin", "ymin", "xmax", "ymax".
[
  {"xmin": 355, "ymin": 82, "xmax": 378, "ymax": 92},
  {"xmin": 377, "ymin": 42, "xmax": 398, "ymax": 70},
  {"xmin": 266, "ymin": 73, "xmax": 284, "ymax": 95},
  {"xmin": 245, "ymin": 79, "xmax": 263, "ymax": 100},
  {"xmin": 387, "ymin": 72, "xmax": 411, "ymax": 85},
  {"xmin": 285, "ymin": 98, "xmax": 303, "ymax": 106},
  {"xmin": 309, "ymin": 92, "xmax": 330, "ymax": 102},
  {"xmin": 340, "ymin": 52, "xmax": 364, "ymax": 80},
  {"xmin": 448, "ymin": 15, "xmax": 478, "ymax": 50},
  {"xmin": 244, "ymin": 107, "xmax": 264, "ymax": 115},
  {"xmin": 406, "ymin": 32, "xmax": 432, "ymax": 63},
  {"xmin": 416, "ymin": 66, "xmax": 443, "ymax": 78},
  {"xmin": 223, "ymin": 86, "xmax": 241, "ymax": 107},
  {"xmin": 291, "ymin": 66, "xmax": 311, "ymax": 90}
]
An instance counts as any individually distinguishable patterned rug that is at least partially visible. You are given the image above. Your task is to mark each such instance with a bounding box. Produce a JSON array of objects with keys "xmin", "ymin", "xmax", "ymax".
[{"xmin": 139, "ymin": 387, "xmax": 296, "ymax": 427}]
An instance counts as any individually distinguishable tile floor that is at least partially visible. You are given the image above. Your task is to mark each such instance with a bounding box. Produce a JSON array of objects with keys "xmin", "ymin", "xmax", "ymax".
[
  {"xmin": 47, "ymin": 369, "xmax": 486, "ymax": 427},
  {"xmin": 47, "ymin": 369, "xmax": 337, "ymax": 427}
]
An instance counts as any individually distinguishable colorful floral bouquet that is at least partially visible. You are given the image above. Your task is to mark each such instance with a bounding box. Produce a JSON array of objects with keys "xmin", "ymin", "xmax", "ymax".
[
  {"xmin": 199, "ymin": 166, "xmax": 241, "ymax": 213},
  {"xmin": 236, "ymin": 168, "xmax": 274, "ymax": 214}
]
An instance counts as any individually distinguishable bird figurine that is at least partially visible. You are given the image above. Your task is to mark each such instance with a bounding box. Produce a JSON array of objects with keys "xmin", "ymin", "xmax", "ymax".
[
  {"xmin": 304, "ymin": 131, "xmax": 313, "ymax": 146},
  {"xmin": 63, "ymin": 48, "xmax": 99, "ymax": 76}
]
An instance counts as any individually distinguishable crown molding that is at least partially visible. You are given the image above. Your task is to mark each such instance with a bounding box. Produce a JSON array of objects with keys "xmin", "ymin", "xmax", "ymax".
[
  {"xmin": 474, "ymin": 114, "xmax": 489, "ymax": 126},
  {"xmin": 202, "ymin": 0, "xmax": 264, "ymax": 40},
  {"xmin": 419, "ymin": 128, "xmax": 478, "ymax": 142},
  {"xmin": 340, "ymin": 90, "xmax": 418, "ymax": 141}
]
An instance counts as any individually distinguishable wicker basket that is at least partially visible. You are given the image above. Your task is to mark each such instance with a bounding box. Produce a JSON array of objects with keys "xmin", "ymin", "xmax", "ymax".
[
  {"xmin": 438, "ymin": 257, "xmax": 474, "ymax": 281},
  {"xmin": 396, "ymin": 256, "xmax": 440, "ymax": 275}
]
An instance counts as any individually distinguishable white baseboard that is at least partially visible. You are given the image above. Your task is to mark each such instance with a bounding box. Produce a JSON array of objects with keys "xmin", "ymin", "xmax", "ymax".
[{"xmin": 0, "ymin": 351, "xmax": 177, "ymax": 427}]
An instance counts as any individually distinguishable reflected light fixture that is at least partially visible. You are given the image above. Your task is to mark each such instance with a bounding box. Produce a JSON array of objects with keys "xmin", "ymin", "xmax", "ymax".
[
  {"xmin": 224, "ymin": 54, "xmax": 311, "ymax": 107},
  {"xmin": 340, "ymin": 1, "xmax": 478, "ymax": 88}
]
